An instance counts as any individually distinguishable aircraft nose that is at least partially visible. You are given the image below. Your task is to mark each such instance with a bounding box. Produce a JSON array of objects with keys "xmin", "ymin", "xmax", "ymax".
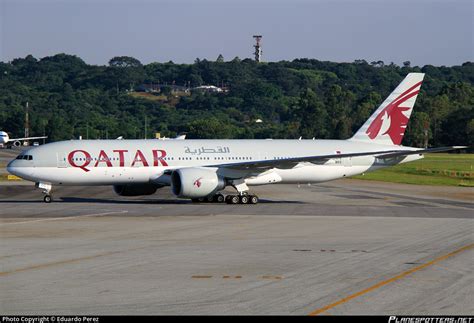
[{"xmin": 6, "ymin": 159, "xmax": 17, "ymax": 175}]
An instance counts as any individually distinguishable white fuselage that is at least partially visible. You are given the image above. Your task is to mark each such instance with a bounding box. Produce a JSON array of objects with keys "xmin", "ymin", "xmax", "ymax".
[
  {"xmin": 6, "ymin": 139, "xmax": 422, "ymax": 186},
  {"xmin": 0, "ymin": 131, "xmax": 9, "ymax": 145}
]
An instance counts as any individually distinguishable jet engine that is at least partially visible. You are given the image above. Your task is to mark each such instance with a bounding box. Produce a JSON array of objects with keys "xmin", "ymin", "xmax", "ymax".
[
  {"xmin": 113, "ymin": 183, "xmax": 160, "ymax": 196},
  {"xmin": 171, "ymin": 167, "xmax": 225, "ymax": 198},
  {"xmin": 12, "ymin": 140, "xmax": 21, "ymax": 147}
]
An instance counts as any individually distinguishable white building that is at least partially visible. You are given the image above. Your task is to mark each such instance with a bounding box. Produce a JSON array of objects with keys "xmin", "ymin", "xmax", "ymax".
[{"xmin": 192, "ymin": 85, "xmax": 224, "ymax": 93}]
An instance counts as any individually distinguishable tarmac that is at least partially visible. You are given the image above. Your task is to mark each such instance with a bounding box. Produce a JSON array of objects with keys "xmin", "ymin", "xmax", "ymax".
[{"xmin": 0, "ymin": 148, "xmax": 473, "ymax": 315}]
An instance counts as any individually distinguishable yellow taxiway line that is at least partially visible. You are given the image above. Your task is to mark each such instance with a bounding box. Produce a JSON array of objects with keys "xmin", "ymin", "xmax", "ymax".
[{"xmin": 309, "ymin": 243, "xmax": 474, "ymax": 315}]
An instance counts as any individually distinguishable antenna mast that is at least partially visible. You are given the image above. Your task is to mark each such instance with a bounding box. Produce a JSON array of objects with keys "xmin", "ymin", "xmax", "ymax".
[{"xmin": 253, "ymin": 35, "xmax": 262, "ymax": 62}]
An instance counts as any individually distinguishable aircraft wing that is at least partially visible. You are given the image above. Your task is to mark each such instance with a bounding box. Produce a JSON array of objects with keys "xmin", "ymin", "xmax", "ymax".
[
  {"xmin": 374, "ymin": 146, "xmax": 468, "ymax": 159},
  {"xmin": 211, "ymin": 150, "xmax": 400, "ymax": 171},
  {"xmin": 212, "ymin": 146, "xmax": 467, "ymax": 171},
  {"xmin": 10, "ymin": 136, "xmax": 48, "ymax": 141}
]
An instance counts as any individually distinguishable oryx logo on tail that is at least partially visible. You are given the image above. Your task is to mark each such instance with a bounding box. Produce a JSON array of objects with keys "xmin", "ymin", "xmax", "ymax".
[
  {"xmin": 350, "ymin": 73, "xmax": 425, "ymax": 146},
  {"xmin": 366, "ymin": 81, "xmax": 422, "ymax": 145}
]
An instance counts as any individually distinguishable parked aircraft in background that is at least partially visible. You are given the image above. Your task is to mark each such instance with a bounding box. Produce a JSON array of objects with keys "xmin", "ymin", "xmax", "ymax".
[
  {"xmin": 0, "ymin": 131, "xmax": 47, "ymax": 148},
  {"xmin": 7, "ymin": 73, "xmax": 466, "ymax": 203}
]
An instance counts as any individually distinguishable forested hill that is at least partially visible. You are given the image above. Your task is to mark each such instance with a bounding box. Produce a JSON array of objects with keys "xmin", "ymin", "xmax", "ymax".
[{"xmin": 0, "ymin": 54, "xmax": 472, "ymax": 148}]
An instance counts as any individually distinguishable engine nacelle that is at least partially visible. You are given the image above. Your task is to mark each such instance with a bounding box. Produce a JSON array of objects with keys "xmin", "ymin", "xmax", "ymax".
[
  {"xmin": 171, "ymin": 167, "xmax": 225, "ymax": 198},
  {"xmin": 113, "ymin": 183, "xmax": 159, "ymax": 196},
  {"xmin": 12, "ymin": 140, "xmax": 21, "ymax": 147}
]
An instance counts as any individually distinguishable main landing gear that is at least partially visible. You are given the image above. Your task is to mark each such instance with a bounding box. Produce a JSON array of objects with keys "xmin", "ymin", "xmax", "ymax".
[
  {"xmin": 191, "ymin": 193, "xmax": 259, "ymax": 205},
  {"xmin": 192, "ymin": 180, "xmax": 259, "ymax": 205},
  {"xmin": 35, "ymin": 182, "xmax": 53, "ymax": 203},
  {"xmin": 225, "ymin": 194, "xmax": 259, "ymax": 205},
  {"xmin": 191, "ymin": 193, "xmax": 225, "ymax": 204}
]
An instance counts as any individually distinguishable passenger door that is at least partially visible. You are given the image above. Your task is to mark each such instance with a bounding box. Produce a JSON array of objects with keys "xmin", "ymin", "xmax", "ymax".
[{"xmin": 57, "ymin": 152, "xmax": 68, "ymax": 168}]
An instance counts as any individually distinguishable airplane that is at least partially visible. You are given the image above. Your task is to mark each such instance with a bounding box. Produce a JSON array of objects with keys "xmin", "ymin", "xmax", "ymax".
[
  {"xmin": 7, "ymin": 73, "xmax": 466, "ymax": 204},
  {"xmin": 158, "ymin": 133, "xmax": 187, "ymax": 140},
  {"xmin": 0, "ymin": 131, "xmax": 47, "ymax": 148}
]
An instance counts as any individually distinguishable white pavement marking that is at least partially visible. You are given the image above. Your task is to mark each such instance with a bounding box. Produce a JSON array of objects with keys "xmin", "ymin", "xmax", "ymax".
[{"xmin": 0, "ymin": 210, "xmax": 129, "ymax": 226}]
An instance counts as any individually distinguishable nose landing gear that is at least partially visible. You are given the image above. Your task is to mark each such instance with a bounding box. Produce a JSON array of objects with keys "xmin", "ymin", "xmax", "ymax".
[
  {"xmin": 43, "ymin": 195, "xmax": 52, "ymax": 203},
  {"xmin": 36, "ymin": 182, "xmax": 53, "ymax": 203}
]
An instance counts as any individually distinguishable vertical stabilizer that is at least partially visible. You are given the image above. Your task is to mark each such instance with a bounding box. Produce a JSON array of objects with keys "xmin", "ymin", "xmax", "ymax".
[{"xmin": 350, "ymin": 73, "xmax": 425, "ymax": 145}]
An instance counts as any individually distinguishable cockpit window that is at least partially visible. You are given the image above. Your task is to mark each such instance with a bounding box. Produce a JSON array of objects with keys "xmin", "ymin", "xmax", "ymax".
[{"xmin": 15, "ymin": 155, "xmax": 33, "ymax": 160}]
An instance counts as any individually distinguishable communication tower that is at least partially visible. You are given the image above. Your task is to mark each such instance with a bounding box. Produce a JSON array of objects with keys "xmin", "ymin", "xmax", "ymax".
[
  {"xmin": 253, "ymin": 35, "xmax": 262, "ymax": 62},
  {"xmin": 24, "ymin": 102, "xmax": 29, "ymax": 139}
]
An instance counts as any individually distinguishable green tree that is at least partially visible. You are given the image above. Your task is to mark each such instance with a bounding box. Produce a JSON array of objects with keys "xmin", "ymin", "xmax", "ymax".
[
  {"xmin": 0, "ymin": 52, "xmax": 471, "ymax": 148},
  {"xmin": 405, "ymin": 112, "xmax": 432, "ymax": 147},
  {"xmin": 106, "ymin": 56, "xmax": 145, "ymax": 91},
  {"xmin": 439, "ymin": 107, "xmax": 474, "ymax": 146},
  {"xmin": 187, "ymin": 118, "xmax": 236, "ymax": 139},
  {"xmin": 297, "ymin": 88, "xmax": 328, "ymax": 139},
  {"xmin": 108, "ymin": 56, "xmax": 142, "ymax": 68}
]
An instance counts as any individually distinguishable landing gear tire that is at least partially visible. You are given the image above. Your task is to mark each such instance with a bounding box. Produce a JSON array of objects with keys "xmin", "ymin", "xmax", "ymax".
[
  {"xmin": 43, "ymin": 195, "xmax": 52, "ymax": 203},
  {"xmin": 214, "ymin": 194, "xmax": 225, "ymax": 203},
  {"xmin": 249, "ymin": 195, "xmax": 259, "ymax": 204},
  {"xmin": 226, "ymin": 195, "xmax": 240, "ymax": 204},
  {"xmin": 225, "ymin": 194, "xmax": 258, "ymax": 205},
  {"xmin": 239, "ymin": 195, "xmax": 249, "ymax": 204}
]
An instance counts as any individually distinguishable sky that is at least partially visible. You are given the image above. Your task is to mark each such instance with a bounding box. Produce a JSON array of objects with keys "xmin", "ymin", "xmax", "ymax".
[{"xmin": 1, "ymin": 0, "xmax": 473, "ymax": 66}]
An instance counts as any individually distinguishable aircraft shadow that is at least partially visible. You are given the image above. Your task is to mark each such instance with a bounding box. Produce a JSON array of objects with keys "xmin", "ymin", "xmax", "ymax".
[
  {"xmin": 60, "ymin": 197, "xmax": 305, "ymax": 204},
  {"xmin": 0, "ymin": 197, "xmax": 305, "ymax": 205}
]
